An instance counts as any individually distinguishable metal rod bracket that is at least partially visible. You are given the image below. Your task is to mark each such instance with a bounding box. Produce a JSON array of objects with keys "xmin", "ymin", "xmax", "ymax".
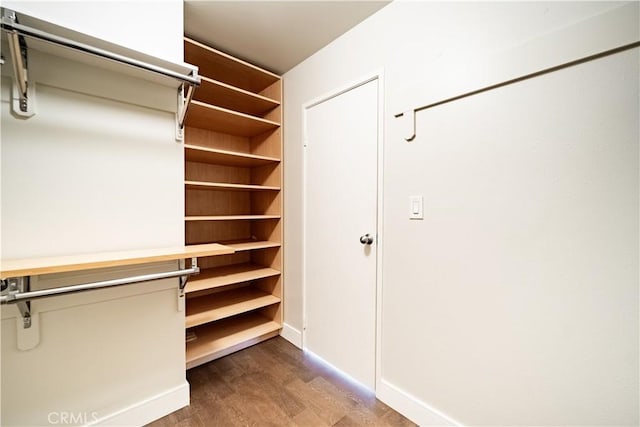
[
  {"xmin": 176, "ymin": 82, "xmax": 196, "ymax": 142},
  {"xmin": 3, "ymin": 9, "xmax": 35, "ymax": 118},
  {"xmin": 176, "ymin": 85, "xmax": 186, "ymax": 141},
  {"xmin": 2, "ymin": 277, "xmax": 32, "ymax": 328},
  {"xmin": 177, "ymin": 257, "xmax": 199, "ymax": 311}
]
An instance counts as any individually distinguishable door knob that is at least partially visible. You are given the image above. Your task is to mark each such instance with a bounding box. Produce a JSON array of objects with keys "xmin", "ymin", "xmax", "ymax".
[{"xmin": 360, "ymin": 234, "xmax": 374, "ymax": 245}]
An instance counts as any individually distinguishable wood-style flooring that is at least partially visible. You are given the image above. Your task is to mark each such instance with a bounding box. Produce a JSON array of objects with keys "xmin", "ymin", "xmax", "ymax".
[{"xmin": 148, "ymin": 337, "xmax": 416, "ymax": 427}]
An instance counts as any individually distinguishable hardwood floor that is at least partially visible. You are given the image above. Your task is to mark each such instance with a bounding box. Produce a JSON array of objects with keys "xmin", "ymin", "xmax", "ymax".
[{"xmin": 148, "ymin": 337, "xmax": 416, "ymax": 427}]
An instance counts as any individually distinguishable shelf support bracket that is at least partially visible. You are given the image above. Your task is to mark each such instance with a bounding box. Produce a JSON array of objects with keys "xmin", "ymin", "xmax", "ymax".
[
  {"xmin": 2, "ymin": 277, "xmax": 32, "ymax": 328},
  {"xmin": 177, "ymin": 257, "xmax": 199, "ymax": 311},
  {"xmin": 1, "ymin": 276, "xmax": 40, "ymax": 349},
  {"xmin": 176, "ymin": 82, "xmax": 196, "ymax": 142},
  {"xmin": 3, "ymin": 8, "xmax": 35, "ymax": 118}
]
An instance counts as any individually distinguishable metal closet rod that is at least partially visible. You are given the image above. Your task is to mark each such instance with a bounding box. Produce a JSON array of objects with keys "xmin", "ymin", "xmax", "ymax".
[
  {"xmin": 0, "ymin": 17, "xmax": 201, "ymax": 87},
  {"xmin": 0, "ymin": 267, "xmax": 198, "ymax": 304}
]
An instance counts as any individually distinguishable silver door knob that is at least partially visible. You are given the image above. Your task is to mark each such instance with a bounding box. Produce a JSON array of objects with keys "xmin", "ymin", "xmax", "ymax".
[{"xmin": 360, "ymin": 234, "xmax": 374, "ymax": 245}]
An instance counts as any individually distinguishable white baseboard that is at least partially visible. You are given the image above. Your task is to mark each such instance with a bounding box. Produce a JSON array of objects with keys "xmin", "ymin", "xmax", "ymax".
[
  {"xmin": 280, "ymin": 322, "xmax": 302, "ymax": 348},
  {"xmin": 92, "ymin": 381, "xmax": 189, "ymax": 426},
  {"xmin": 377, "ymin": 379, "xmax": 462, "ymax": 427}
]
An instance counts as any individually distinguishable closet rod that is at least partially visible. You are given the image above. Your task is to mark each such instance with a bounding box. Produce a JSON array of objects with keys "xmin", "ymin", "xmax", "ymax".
[
  {"xmin": 0, "ymin": 267, "xmax": 198, "ymax": 305},
  {"xmin": 0, "ymin": 17, "xmax": 201, "ymax": 86}
]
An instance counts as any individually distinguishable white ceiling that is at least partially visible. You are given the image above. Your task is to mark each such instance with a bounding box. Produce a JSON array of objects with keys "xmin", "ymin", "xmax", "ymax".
[{"xmin": 184, "ymin": 1, "xmax": 391, "ymax": 75}]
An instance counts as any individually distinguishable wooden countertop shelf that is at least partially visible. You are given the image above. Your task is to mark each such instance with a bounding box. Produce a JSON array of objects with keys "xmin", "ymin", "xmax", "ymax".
[
  {"xmin": 185, "ymin": 101, "xmax": 279, "ymax": 137},
  {"xmin": 185, "ymin": 263, "xmax": 281, "ymax": 294},
  {"xmin": 184, "ymin": 144, "xmax": 280, "ymax": 167},
  {"xmin": 184, "ymin": 37, "xmax": 280, "ymax": 94},
  {"xmin": 186, "ymin": 312, "xmax": 281, "ymax": 369},
  {"xmin": 186, "ymin": 287, "xmax": 280, "ymax": 328},
  {"xmin": 195, "ymin": 76, "xmax": 280, "ymax": 117},
  {"xmin": 185, "ymin": 215, "xmax": 281, "ymax": 221},
  {"xmin": 0, "ymin": 243, "xmax": 235, "ymax": 279},
  {"xmin": 185, "ymin": 181, "xmax": 280, "ymax": 192}
]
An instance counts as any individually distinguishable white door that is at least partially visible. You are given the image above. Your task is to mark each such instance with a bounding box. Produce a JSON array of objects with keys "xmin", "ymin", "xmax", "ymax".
[{"xmin": 303, "ymin": 78, "xmax": 379, "ymax": 390}]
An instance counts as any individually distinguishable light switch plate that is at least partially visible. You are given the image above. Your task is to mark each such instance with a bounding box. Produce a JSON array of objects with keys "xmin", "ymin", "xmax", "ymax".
[{"xmin": 409, "ymin": 196, "xmax": 423, "ymax": 220}]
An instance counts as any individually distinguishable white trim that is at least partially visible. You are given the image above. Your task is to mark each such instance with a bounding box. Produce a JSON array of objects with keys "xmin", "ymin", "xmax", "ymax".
[
  {"xmin": 91, "ymin": 381, "xmax": 189, "ymax": 426},
  {"xmin": 377, "ymin": 379, "xmax": 462, "ymax": 427},
  {"xmin": 374, "ymin": 69, "xmax": 385, "ymax": 394},
  {"xmin": 301, "ymin": 70, "xmax": 385, "ymax": 391},
  {"xmin": 280, "ymin": 322, "xmax": 303, "ymax": 348},
  {"xmin": 303, "ymin": 74, "xmax": 380, "ymax": 110}
]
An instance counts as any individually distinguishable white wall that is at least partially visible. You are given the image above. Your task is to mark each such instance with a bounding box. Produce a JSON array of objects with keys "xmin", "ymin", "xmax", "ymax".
[
  {"xmin": 1, "ymin": 2, "xmax": 187, "ymax": 425},
  {"xmin": 283, "ymin": 2, "xmax": 639, "ymax": 425}
]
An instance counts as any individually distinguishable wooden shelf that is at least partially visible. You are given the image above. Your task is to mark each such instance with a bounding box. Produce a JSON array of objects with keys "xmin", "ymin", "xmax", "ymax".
[
  {"xmin": 220, "ymin": 240, "xmax": 281, "ymax": 252},
  {"xmin": 186, "ymin": 287, "xmax": 280, "ymax": 328},
  {"xmin": 185, "ymin": 263, "xmax": 281, "ymax": 294},
  {"xmin": 185, "ymin": 37, "xmax": 279, "ymax": 94},
  {"xmin": 185, "ymin": 101, "xmax": 280, "ymax": 137},
  {"xmin": 185, "ymin": 181, "xmax": 280, "ymax": 192},
  {"xmin": 185, "ymin": 215, "xmax": 280, "ymax": 221},
  {"xmin": 0, "ymin": 243, "xmax": 234, "ymax": 279},
  {"xmin": 194, "ymin": 76, "xmax": 280, "ymax": 117},
  {"xmin": 186, "ymin": 312, "xmax": 281, "ymax": 369},
  {"xmin": 184, "ymin": 144, "xmax": 280, "ymax": 167}
]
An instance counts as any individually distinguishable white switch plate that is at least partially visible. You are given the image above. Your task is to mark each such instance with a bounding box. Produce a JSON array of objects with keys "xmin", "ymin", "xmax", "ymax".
[{"xmin": 409, "ymin": 196, "xmax": 423, "ymax": 220}]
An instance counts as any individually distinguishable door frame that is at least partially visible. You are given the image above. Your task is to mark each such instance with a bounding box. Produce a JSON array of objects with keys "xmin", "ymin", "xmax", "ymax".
[{"xmin": 301, "ymin": 70, "xmax": 385, "ymax": 391}]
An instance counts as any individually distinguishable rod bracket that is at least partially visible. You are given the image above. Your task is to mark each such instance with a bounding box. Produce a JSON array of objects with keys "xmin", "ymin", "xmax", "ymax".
[
  {"xmin": 177, "ymin": 257, "xmax": 199, "ymax": 311},
  {"xmin": 2, "ymin": 277, "xmax": 32, "ymax": 328},
  {"xmin": 3, "ymin": 8, "xmax": 35, "ymax": 118},
  {"xmin": 176, "ymin": 79, "xmax": 197, "ymax": 142}
]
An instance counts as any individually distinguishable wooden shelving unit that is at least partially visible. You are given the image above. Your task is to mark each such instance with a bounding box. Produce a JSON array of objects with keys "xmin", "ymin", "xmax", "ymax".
[{"xmin": 183, "ymin": 36, "xmax": 283, "ymax": 369}]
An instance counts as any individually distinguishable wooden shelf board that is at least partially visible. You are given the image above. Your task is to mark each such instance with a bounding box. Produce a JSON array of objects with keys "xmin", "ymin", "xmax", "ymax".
[
  {"xmin": 185, "ymin": 215, "xmax": 281, "ymax": 221},
  {"xmin": 186, "ymin": 312, "xmax": 281, "ymax": 369},
  {"xmin": 185, "ymin": 181, "xmax": 280, "ymax": 192},
  {"xmin": 185, "ymin": 263, "xmax": 281, "ymax": 294},
  {"xmin": 185, "ymin": 100, "xmax": 279, "ymax": 137},
  {"xmin": 185, "ymin": 37, "xmax": 279, "ymax": 94},
  {"xmin": 219, "ymin": 240, "xmax": 281, "ymax": 252},
  {"xmin": 0, "ymin": 243, "xmax": 234, "ymax": 279},
  {"xmin": 186, "ymin": 287, "xmax": 280, "ymax": 328},
  {"xmin": 195, "ymin": 76, "xmax": 280, "ymax": 117},
  {"xmin": 184, "ymin": 144, "xmax": 280, "ymax": 167}
]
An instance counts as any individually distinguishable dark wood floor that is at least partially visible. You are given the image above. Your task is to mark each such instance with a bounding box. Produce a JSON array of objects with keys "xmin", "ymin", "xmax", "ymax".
[{"xmin": 148, "ymin": 337, "xmax": 416, "ymax": 426}]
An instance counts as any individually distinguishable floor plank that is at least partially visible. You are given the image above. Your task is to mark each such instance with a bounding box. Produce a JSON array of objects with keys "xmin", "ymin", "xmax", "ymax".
[{"xmin": 148, "ymin": 337, "xmax": 416, "ymax": 427}]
